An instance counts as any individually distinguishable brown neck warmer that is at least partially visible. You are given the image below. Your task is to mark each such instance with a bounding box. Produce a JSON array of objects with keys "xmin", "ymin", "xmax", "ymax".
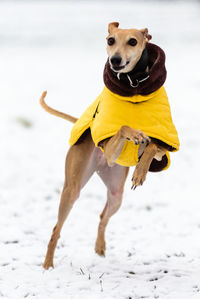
[{"xmin": 103, "ymin": 43, "xmax": 167, "ymax": 97}]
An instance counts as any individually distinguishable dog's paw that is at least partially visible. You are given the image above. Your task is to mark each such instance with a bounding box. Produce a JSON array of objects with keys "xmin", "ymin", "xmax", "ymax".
[
  {"xmin": 43, "ymin": 259, "xmax": 54, "ymax": 270},
  {"xmin": 127, "ymin": 129, "xmax": 150, "ymax": 145},
  {"xmin": 131, "ymin": 166, "xmax": 147, "ymax": 189},
  {"xmin": 95, "ymin": 241, "xmax": 106, "ymax": 257}
]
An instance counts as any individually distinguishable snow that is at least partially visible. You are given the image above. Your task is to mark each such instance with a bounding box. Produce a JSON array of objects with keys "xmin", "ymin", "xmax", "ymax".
[{"xmin": 0, "ymin": 0, "xmax": 200, "ymax": 298}]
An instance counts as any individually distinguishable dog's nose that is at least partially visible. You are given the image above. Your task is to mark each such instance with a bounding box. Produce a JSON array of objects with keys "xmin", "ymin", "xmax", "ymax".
[{"xmin": 110, "ymin": 55, "xmax": 122, "ymax": 67}]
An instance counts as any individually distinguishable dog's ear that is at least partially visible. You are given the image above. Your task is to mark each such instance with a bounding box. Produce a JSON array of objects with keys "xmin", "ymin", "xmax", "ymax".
[
  {"xmin": 108, "ymin": 22, "xmax": 119, "ymax": 34},
  {"xmin": 140, "ymin": 28, "xmax": 152, "ymax": 42}
]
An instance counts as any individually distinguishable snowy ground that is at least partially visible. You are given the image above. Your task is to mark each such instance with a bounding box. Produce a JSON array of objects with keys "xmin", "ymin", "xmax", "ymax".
[{"xmin": 1, "ymin": 0, "xmax": 200, "ymax": 298}]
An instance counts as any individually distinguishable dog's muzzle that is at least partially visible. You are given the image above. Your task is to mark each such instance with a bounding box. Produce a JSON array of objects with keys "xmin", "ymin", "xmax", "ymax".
[{"xmin": 110, "ymin": 55, "xmax": 129, "ymax": 71}]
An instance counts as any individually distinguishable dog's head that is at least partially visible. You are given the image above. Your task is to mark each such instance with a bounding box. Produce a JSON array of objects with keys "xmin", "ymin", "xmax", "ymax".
[{"xmin": 107, "ymin": 22, "xmax": 152, "ymax": 73}]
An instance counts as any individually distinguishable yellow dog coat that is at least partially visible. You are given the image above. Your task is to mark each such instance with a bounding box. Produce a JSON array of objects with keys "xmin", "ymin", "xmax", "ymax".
[{"xmin": 69, "ymin": 86, "xmax": 179, "ymax": 168}]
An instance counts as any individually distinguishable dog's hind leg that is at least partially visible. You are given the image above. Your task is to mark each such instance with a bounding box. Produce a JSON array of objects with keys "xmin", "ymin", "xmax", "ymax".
[
  {"xmin": 43, "ymin": 132, "xmax": 96, "ymax": 270},
  {"xmin": 95, "ymin": 164, "xmax": 129, "ymax": 256}
]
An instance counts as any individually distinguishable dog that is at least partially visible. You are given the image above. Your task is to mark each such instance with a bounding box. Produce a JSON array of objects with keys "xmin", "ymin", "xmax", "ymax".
[{"xmin": 40, "ymin": 22, "xmax": 179, "ymax": 269}]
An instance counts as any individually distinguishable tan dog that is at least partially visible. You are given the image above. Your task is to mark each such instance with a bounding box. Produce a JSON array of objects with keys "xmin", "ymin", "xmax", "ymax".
[{"xmin": 40, "ymin": 22, "xmax": 167, "ymax": 270}]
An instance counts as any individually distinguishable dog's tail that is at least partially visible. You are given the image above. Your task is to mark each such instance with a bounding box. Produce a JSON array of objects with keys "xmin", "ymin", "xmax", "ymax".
[{"xmin": 40, "ymin": 91, "xmax": 78, "ymax": 123}]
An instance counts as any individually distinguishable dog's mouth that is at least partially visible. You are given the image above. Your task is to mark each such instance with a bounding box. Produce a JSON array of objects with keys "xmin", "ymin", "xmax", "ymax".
[{"xmin": 111, "ymin": 61, "xmax": 130, "ymax": 72}]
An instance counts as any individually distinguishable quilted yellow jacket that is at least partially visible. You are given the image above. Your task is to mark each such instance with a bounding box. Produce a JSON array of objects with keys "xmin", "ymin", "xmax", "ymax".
[{"xmin": 69, "ymin": 86, "xmax": 180, "ymax": 168}]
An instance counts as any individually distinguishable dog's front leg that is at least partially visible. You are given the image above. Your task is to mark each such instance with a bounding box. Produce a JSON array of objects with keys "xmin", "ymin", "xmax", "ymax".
[
  {"xmin": 131, "ymin": 143, "xmax": 159, "ymax": 189},
  {"xmin": 102, "ymin": 126, "xmax": 150, "ymax": 166}
]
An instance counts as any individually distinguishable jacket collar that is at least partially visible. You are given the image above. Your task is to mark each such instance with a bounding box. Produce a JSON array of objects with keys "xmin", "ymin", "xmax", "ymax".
[{"xmin": 103, "ymin": 43, "xmax": 167, "ymax": 97}]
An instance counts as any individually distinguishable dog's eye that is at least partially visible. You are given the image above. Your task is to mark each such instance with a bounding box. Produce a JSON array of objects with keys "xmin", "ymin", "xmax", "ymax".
[
  {"xmin": 128, "ymin": 38, "xmax": 137, "ymax": 46},
  {"xmin": 107, "ymin": 37, "xmax": 115, "ymax": 46}
]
